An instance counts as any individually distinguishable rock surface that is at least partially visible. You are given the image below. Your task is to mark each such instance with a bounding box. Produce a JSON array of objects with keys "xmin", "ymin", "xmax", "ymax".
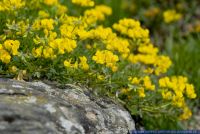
[{"xmin": 0, "ymin": 78, "xmax": 135, "ymax": 134}]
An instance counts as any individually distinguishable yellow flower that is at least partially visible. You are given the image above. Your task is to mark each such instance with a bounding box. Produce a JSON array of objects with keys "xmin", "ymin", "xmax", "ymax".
[
  {"xmin": 179, "ymin": 106, "xmax": 192, "ymax": 120},
  {"xmin": 143, "ymin": 76, "xmax": 155, "ymax": 91},
  {"xmin": 128, "ymin": 54, "xmax": 156, "ymax": 65},
  {"xmin": 138, "ymin": 87, "xmax": 145, "ymax": 98},
  {"xmin": 159, "ymin": 76, "xmax": 196, "ymax": 99},
  {"xmin": 50, "ymin": 38, "xmax": 77, "ymax": 55},
  {"xmin": 41, "ymin": 19, "xmax": 54, "ymax": 31},
  {"xmin": 130, "ymin": 77, "xmax": 140, "ymax": 85},
  {"xmin": 143, "ymin": 68, "xmax": 154, "ymax": 74},
  {"xmin": 92, "ymin": 50, "xmax": 105, "ymax": 64},
  {"xmin": 59, "ymin": 16, "xmax": 86, "ymax": 39},
  {"xmin": 154, "ymin": 55, "xmax": 172, "ymax": 75},
  {"xmin": 56, "ymin": 4, "xmax": 68, "ymax": 15},
  {"xmin": 72, "ymin": 0, "xmax": 95, "ymax": 7},
  {"xmin": 172, "ymin": 95, "xmax": 185, "ymax": 108},
  {"xmin": 162, "ymin": 90, "xmax": 172, "ymax": 100},
  {"xmin": 111, "ymin": 66, "xmax": 118, "ymax": 72},
  {"xmin": 163, "ymin": 9, "xmax": 182, "ymax": 23},
  {"xmin": 159, "ymin": 77, "xmax": 169, "ymax": 88},
  {"xmin": 84, "ymin": 5, "xmax": 112, "ymax": 24},
  {"xmin": 64, "ymin": 59, "xmax": 78, "ymax": 69},
  {"xmin": 0, "ymin": 49, "xmax": 11, "ymax": 64},
  {"xmin": 64, "ymin": 60, "xmax": 71, "ymax": 68},
  {"xmin": 87, "ymin": 26, "xmax": 114, "ymax": 40},
  {"xmin": 3, "ymin": 40, "xmax": 20, "ymax": 56},
  {"xmin": 32, "ymin": 19, "xmax": 54, "ymax": 31},
  {"xmin": 62, "ymin": 38, "xmax": 77, "ymax": 53},
  {"xmin": 43, "ymin": 0, "xmax": 58, "ymax": 6},
  {"xmin": 72, "ymin": 61, "xmax": 78, "ymax": 69},
  {"xmin": 92, "ymin": 50, "xmax": 119, "ymax": 71},
  {"xmin": 113, "ymin": 18, "xmax": 150, "ymax": 43},
  {"xmin": 79, "ymin": 56, "xmax": 89, "ymax": 70},
  {"xmin": 138, "ymin": 44, "xmax": 158, "ymax": 55},
  {"xmin": 107, "ymin": 38, "xmax": 130, "ymax": 55},
  {"xmin": 0, "ymin": 0, "xmax": 25, "ymax": 11},
  {"xmin": 43, "ymin": 47, "xmax": 55, "ymax": 59},
  {"xmin": 159, "ymin": 76, "xmax": 196, "ymax": 116},
  {"xmin": 32, "ymin": 46, "xmax": 43, "ymax": 58},
  {"xmin": 185, "ymin": 84, "xmax": 196, "ymax": 99}
]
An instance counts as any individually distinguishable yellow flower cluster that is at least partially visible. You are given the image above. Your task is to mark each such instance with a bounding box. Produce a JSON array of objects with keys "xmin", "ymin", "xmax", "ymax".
[
  {"xmin": 159, "ymin": 76, "xmax": 196, "ymax": 120},
  {"xmin": 163, "ymin": 9, "xmax": 182, "ymax": 23},
  {"xmin": 62, "ymin": 23, "xmax": 129, "ymax": 58},
  {"xmin": 138, "ymin": 43, "xmax": 158, "ymax": 55},
  {"xmin": 32, "ymin": 18, "xmax": 55, "ymax": 31},
  {"xmin": 71, "ymin": 16, "xmax": 171, "ymax": 76},
  {"xmin": 179, "ymin": 106, "xmax": 192, "ymax": 120},
  {"xmin": 33, "ymin": 36, "xmax": 77, "ymax": 59},
  {"xmin": 159, "ymin": 76, "xmax": 196, "ymax": 100},
  {"xmin": 64, "ymin": 59, "xmax": 78, "ymax": 69},
  {"xmin": 84, "ymin": 5, "xmax": 112, "ymax": 24},
  {"xmin": 43, "ymin": 0, "xmax": 58, "ymax": 6},
  {"xmin": 84, "ymin": 26, "xmax": 130, "ymax": 57},
  {"xmin": 59, "ymin": 16, "xmax": 87, "ymax": 39},
  {"xmin": 0, "ymin": 40, "xmax": 20, "ymax": 63},
  {"xmin": 107, "ymin": 37, "xmax": 130, "ymax": 57},
  {"xmin": 72, "ymin": 0, "xmax": 94, "ymax": 7},
  {"xmin": 128, "ymin": 76, "xmax": 155, "ymax": 98},
  {"xmin": 56, "ymin": 4, "xmax": 68, "ymax": 16},
  {"xmin": 92, "ymin": 50, "xmax": 119, "ymax": 72},
  {"xmin": 42, "ymin": 0, "xmax": 67, "ymax": 15},
  {"xmin": 128, "ymin": 44, "xmax": 172, "ymax": 75},
  {"xmin": 79, "ymin": 56, "xmax": 89, "ymax": 70},
  {"xmin": 155, "ymin": 56, "xmax": 172, "ymax": 75},
  {"xmin": 51, "ymin": 38, "xmax": 77, "ymax": 54},
  {"xmin": 32, "ymin": 46, "xmax": 55, "ymax": 59},
  {"xmin": 86, "ymin": 26, "xmax": 114, "ymax": 40},
  {"xmin": 0, "ymin": 0, "xmax": 25, "ymax": 11},
  {"xmin": 113, "ymin": 18, "xmax": 150, "ymax": 43},
  {"xmin": 0, "ymin": 0, "xmax": 196, "ymax": 122},
  {"xmin": 3, "ymin": 40, "xmax": 20, "ymax": 56},
  {"xmin": 0, "ymin": 47, "xmax": 11, "ymax": 64},
  {"xmin": 64, "ymin": 56, "xmax": 89, "ymax": 71}
]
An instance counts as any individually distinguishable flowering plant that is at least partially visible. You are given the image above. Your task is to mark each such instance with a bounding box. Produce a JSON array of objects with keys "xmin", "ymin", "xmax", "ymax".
[{"xmin": 0, "ymin": 0, "xmax": 197, "ymax": 129}]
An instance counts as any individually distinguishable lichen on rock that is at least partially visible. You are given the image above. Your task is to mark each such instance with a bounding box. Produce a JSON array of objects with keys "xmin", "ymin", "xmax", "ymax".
[{"xmin": 0, "ymin": 78, "xmax": 135, "ymax": 134}]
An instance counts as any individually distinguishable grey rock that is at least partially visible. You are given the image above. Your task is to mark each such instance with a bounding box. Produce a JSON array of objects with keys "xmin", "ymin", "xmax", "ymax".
[{"xmin": 0, "ymin": 78, "xmax": 135, "ymax": 134}]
